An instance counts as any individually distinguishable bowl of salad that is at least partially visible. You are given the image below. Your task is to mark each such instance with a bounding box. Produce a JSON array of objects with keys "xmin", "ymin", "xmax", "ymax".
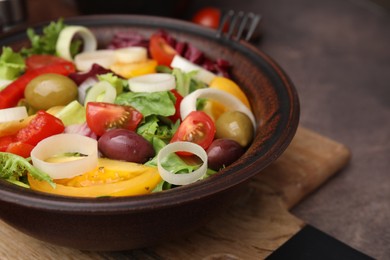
[{"xmin": 0, "ymin": 15, "xmax": 299, "ymax": 251}]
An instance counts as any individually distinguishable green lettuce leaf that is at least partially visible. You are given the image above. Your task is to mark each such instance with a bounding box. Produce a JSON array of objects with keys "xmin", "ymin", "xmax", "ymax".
[
  {"xmin": 137, "ymin": 115, "xmax": 179, "ymax": 142},
  {"xmin": 97, "ymin": 73, "xmax": 128, "ymax": 94},
  {"xmin": 115, "ymin": 91, "xmax": 176, "ymax": 117},
  {"xmin": 0, "ymin": 47, "xmax": 25, "ymax": 80}
]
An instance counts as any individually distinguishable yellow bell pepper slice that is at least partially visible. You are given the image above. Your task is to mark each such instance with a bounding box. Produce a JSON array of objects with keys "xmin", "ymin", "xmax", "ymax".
[
  {"xmin": 209, "ymin": 76, "xmax": 251, "ymax": 109},
  {"xmin": 110, "ymin": 59, "xmax": 158, "ymax": 78},
  {"xmin": 201, "ymin": 99, "xmax": 228, "ymax": 122},
  {"xmin": 28, "ymin": 158, "xmax": 162, "ymax": 197}
]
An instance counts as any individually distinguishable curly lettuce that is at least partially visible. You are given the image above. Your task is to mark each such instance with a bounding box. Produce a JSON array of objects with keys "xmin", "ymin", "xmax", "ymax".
[
  {"xmin": 0, "ymin": 152, "xmax": 54, "ymax": 188},
  {"xmin": 0, "ymin": 47, "xmax": 25, "ymax": 80},
  {"xmin": 22, "ymin": 18, "xmax": 81, "ymax": 57}
]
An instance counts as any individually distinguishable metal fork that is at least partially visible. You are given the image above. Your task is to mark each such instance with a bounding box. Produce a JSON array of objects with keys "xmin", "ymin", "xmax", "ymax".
[{"xmin": 216, "ymin": 10, "xmax": 262, "ymax": 42}]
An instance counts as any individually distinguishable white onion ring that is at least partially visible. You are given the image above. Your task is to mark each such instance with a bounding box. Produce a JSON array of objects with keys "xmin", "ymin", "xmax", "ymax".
[
  {"xmin": 0, "ymin": 106, "xmax": 28, "ymax": 123},
  {"xmin": 78, "ymin": 77, "xmax": 98, "ymax": 104},
  {"xmin": 180, "ymin": 88, "xmax": 256, "ymax": 129},
  {"xmin": 84, "ymin": 81, "xmax": 117, "ymax": 105},
  {"xmin": 128, "ymin": 73, "xmax": 175, "ymax": 93},
  {"xmin": 170, "ymin": 55, "xmax": 216, "ymax": 84},
  {"xmin": 157, "ymin": 142, "xmax": 207, "ymax": 185},
  {"xmin": 74, "ymin": 50, "xmax": 115, "ymax": 71},
  {"xmin": 115, "ymin": 47, "xmax": 148, "ymax": 63},
  {"xmin": 31, "ymin": 134, "xmax": 98, "ymax": 179},
  {"xmin": 56, "ymin": 26, "xmax": 98, "ymax": 61}
]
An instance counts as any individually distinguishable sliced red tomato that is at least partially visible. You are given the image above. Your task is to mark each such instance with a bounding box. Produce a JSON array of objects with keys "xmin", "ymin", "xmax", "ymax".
[
  {"xmin": 149, "ymin": 34, "xmax": 177, "ymax": 67},
  {"xmin": 192, "ymin": 7, "xmax": 222, "ymax": 29},
  {"xmin": 0, "ymin": 62, "xmax": 76, "ymax": 109},
  {"xmin": 0, "ymin": 135, "xmax": 15, "ymax": 152},
  {"xmin": 26, "ymin": 55, "xmax": 74, "ymax": 71},
  {"xmin": 86, "ymin": 102, "xmax": 143, "ymax": 136},
  {"xmin": 168, "ymin": 89, "xmax": 183, "ymax": 123},
  {"xmin": 16, "ymin": 110, "xmax": 65, "ymax": 146},
  {"xmin": 6, "ymin": 141, "xmax": 35, "ymax": 158},
  {"xmin": 170, "ymin": 111, "xmax": 216, "ymax": 152}
]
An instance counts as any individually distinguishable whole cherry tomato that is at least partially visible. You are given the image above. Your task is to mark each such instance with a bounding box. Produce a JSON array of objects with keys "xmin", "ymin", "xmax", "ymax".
[{"xmin": 191, "ymin": 7, "xmax": 222, "ymax": 29}]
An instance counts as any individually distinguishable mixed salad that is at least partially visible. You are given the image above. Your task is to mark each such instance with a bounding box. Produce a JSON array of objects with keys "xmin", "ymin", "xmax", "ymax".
[{"xmin": 0, "ymin": 19, "xmax": 255, "ymax": 198}]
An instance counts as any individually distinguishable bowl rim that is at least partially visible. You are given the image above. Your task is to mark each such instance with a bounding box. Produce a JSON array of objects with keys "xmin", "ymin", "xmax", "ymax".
[{"xmin": 0, "ymin": 14, "xmax": 300, "ymax": 213}]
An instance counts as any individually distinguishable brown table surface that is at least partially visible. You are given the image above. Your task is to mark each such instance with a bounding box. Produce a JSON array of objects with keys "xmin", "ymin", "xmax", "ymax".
[{"xmin": 6, "ymin": 0, "xmax": 390, "ymax": 259}]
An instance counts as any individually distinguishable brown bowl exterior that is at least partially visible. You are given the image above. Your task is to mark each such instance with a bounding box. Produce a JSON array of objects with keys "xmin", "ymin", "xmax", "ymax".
[{"xmin": 0, "ymin": 15, "xmax": 299, "ymax": 251}]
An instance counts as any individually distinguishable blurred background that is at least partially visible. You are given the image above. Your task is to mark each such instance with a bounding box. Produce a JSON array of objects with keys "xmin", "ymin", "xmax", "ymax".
[
  {"xmin": 0, "ymin": 0, "xmax": 389, "ymax": 259},
  {"xmin": 1, "ymin": 0, "xmax": 389, "ymax": 31}
]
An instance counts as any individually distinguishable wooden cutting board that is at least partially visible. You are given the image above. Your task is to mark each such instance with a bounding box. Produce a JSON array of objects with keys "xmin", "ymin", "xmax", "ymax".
[{"xmin": 0, "ymin": 126, "xmax": 351, "ymax": 259}]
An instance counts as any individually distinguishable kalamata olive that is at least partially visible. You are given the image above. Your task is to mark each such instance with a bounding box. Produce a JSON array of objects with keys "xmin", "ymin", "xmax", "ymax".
[
  {"xmin": 98, "ymin": 129, "xmax": 155, "ymax": 164},
  {"xmin": 215, "ymin": 111, "xmax": 254, "ymax": 147},
  {"xmin": 206, "ymin": 138, "xmax": 245, "ymax": 171},
  {"xmin": 24, "ymin": 73, "xmax": 78, "ymax": 110}
]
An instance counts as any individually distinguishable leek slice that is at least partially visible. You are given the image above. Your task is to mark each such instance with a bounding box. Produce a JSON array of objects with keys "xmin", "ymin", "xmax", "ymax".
[
  {"xmin": 128, "ymin": 73, "xmax": 175, "ymax": 93},
  {"xmin": 180, "ymin": 88, "xmax": 256, "ymax": 129},
  {"xmin": 157, "ymin": 141, "xmax": 207, "ymax": 185},
  {"xmin": 56, "ymin": 26, "xmax": 97, "ymax": 61},
  {"xmin": 31, "ymin": 134, "xmax": 98, "ymax": 179}
]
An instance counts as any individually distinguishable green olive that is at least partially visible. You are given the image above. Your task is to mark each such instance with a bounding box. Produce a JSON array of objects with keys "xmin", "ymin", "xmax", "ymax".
[
  {"xmin": 215, "ymin": 111, "xmax": 254, "ymax": 147},
  {"xmin": 24, "ymin": 73, "xmax": 78, "ymax": 110}
]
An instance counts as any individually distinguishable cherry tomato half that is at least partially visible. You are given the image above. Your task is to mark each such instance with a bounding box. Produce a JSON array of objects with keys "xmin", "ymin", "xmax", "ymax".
[
  {"xmin": 149, "ymin": 33, "xmax": 177, "ymax": 67},
  {"xmin": 192, "ymin": 7, "xmax": 222, "ymax": 29},
  {"xmin": 170, "ymin": 111, "xmax": 216, "ymax": 152},
  {"xmin": 86, "ymin": 102, "xmax": 143, "ymax": 136}
]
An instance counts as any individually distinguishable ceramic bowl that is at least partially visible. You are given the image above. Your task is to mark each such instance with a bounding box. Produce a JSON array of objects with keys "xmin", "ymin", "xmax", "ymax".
[{"xmin": 0, "ymin": 15, "xmax": 299, "ymax": 251}]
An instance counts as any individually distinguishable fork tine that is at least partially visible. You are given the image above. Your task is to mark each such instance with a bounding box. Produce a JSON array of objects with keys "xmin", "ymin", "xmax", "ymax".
[
  {"xmin": 236, "ymin": 12, "xmax": 250, "ymax": 40},
  {"xmin": 244, "ymin": 13, "xmax": 261, "ymax": 41},
  {"xmin": 216, "ymin": 10, "xmax": 233, "ymax": 39},
  {"xmin": 216, "ymin": 10, "xmax": 261, "ymax": 42},
  {"xmin": 226, "ymin": 11, "xmax": 244, "ymax": 40}
]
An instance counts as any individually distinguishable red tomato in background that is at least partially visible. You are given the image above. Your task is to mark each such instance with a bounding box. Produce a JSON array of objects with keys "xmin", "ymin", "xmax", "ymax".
[
  {"xmin": 192, "ymin": 7, "xmax": 222, "ymax": 29},
  {"xmin": 149, "ymin": 34, "xmax": 177, "ymax": 67},
  {"xmin": 86, "ymin": 102, "xmax": 143, "ymax": 136},
  {"xmin": 16, "ymin": 110, "xmax": 65, "ymax": 146},
  {"xmin": 26, "ymin": 55, "xmax": 74, "ymax": 71},
  {"xmin": 170, "ymin": 111, "xmax": 216, "ymax": 153}
]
